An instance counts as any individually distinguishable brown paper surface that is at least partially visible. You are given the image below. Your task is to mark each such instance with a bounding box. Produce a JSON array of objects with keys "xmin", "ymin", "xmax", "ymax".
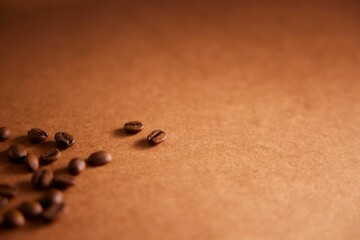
[{"xmin": 0, "ymin": 0, "xmax": 360, "ymax": 239}]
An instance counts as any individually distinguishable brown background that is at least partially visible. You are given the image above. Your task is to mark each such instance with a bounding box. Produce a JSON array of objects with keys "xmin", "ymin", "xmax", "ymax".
[{"xmin": 1, "ymin": 0, "xmax": 360, "ymax": 239}]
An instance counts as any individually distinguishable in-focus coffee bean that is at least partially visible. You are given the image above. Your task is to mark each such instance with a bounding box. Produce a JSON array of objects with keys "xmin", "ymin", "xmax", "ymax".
[
  {"xmin": 25, "ymin": 153, "xmax": 40, "ymax": 172},
  {"xmin": 87, "ymin": 151, "xmax": 112, "ymax": 166},
  {"xmin": 7, "ymin": 144, "xmax": 27, "ymax": 163},
  {"xmin": 4, "ymin": 209, "xmax": 25, "ymax": 228},
  {"xmin": 32, "ymin": 168, "xmax": 54, "ymax": 189},
  {"xmin": 55, "ymin": 132, "xmax": 75, "ymax": 148},
  {"xmin": 42, "ymin": 203, "xmax": 67, "ymax": 222},
  {"xmin": 40, "ymin": 148, "xmax": 60, "ymax": 165},
  {"xmin": 147, "ymin": 130, "xmax": 167, "ymax": 145},
  {"xmin": 0, "ymin": 196, "xmax": 9, "ymax": 207},
  {"xmin": 52, "ymin": 174, "xmax": 76, "ymax": 189},
  {"xmin": 68, "ymin": 158, "xmax": 86, "ymax": 175},
  {"xmin": 19, "ymin": 201, "xmax": 43, "ymax": 218},
  {"xmin": 124, "ymin": 121, "xmax": 144, "ymax": 134},
  {"xmin": 27, "ymin": 128, "xmax": 48, "ymax": 143},
  {"xmin": 0, "ymin": 184, "xmax": 19, "ymax": 198},
  {"xmin": 40, "ymin": 189, "xmax": 63, "ymax": 208},
  {"xmin": 0, "ymin": 127, "xmax": 11, "ymax": 142}
]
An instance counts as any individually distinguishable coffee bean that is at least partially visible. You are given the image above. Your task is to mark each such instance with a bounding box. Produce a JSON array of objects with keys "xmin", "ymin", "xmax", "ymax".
[
  {"xmin": 4, "ymin": 209, "xmax": 25, "ymax": 228},
  {"xmin": 19, "ymin": 201, "xmax": 43, "ymax": 218},
  {"xmin": 147, "ymin": 130, "xmax": 167, "ymax": 145},
  {"xmin": 0, "ymin": 127, "xmax": 11, "ymax": 142},
  {"xmin": 27, "ymin": 128, "xmax": 48, "ymax": 143},
  {"xmin": 52, "ymin": 174, "xmax": 76, "ymax": 189},
  {"xmin": 87, "ymin": 151, "xmax": 112, "ymax": 166},
  {"xmin": 40, "ymin": 189, "xmax": 63, "ymax": 208},
  {"xmin": 7, "ymin": 144, "xmax": 27, "ymax": 163},
  {"xmin": 25, "ymin": 153, "xmax": 39, "ymax": 172},
  {"xmin": 42, "ymin": 202, "xmax": 67, "ymax": 222},
  {"xmin": 124, "ymin": 121, "xmax": 144, "ymax": 134},
  {"xmin": 32, "ymin": 168, "xmax": 54, "ymax": 189},
  {"xmin": 40, "ymin": 148, "xmax": 60, "ymax": 165},
  {"xmin": 0, "ymin": 184, "xmax": 19, "ymax": 198},
  {"xmin": 55, "ymin": 132, "xmax": 75, "ymax": 148},
  {"xmin": 68, "ymin": 158, "xmax": 86, "ymax": 175},
  {"xmin": 0, "ymin": 196, "xmax": 9, "ymax": 207},
  {"xmin": 0, "ymin": 213, "xmax": 3, "ymax": 226}
]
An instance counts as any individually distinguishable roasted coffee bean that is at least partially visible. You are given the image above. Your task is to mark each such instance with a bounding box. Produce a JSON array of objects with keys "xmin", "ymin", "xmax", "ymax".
[
  {"xmin": 0, "ymin": 213, "xmax": 3, "ymax": 226},
  {"xmin": 7, "ymin": 144, "xmax": 27, "ymax": 163},
  {"xmin": 124, "ymin": 121, "xmax": 144, "ymax": 134},
  {"xmin": 27, "ymin": 128, "xmax": 48, "ymax": 143},
  {"xmin": 68, "ymin": 158, "xmax": 86, "ymax": 175},
  {"xmin": 0, "ymin": 127, "xmax": 11, "ymax": 142},
  {"xmin": 43, "ymin": 202, "xmax": 67, "ymax": 222},
  {"xmin": 87, "ymin": 151, "xmax": 112, "ymax": 166},
  {"xmin": 40, "ymin": 148, "xmax": 60, "ymax": 165},
  {"xmin": 19, "ymin": 201, "xmax": 43, "ymax": 218},
  {"xmin": 40, "ymin": 189, "xmax": 63, "ymax": 208},
  {"xmin": 4, "ymin": 209, "xmax": 25, "ymax": 228},
  {"xmin": 25, "ymin": 153, "xmax": 39, "ymax": 172},
  {"xmin": 55, "ymin": 132, "xmax": 75, "ymax": 148},
  {"xmin": 0, "ymin": 184, "xmax": 19, "ymax": 198},
  {"xmin": 147, "ymin": 130, "xmax": 167, "ymax": 145},
  {"xmin": 32, "ymin": 168, "xmax": 53, "ymax": 189},
  {"xmin": 52, "ymin": 174, "xmax": 76, "ymax": 189},
  {"xmin": 0, "ymin": 196, "xmax": 9, "ymax": 207}
]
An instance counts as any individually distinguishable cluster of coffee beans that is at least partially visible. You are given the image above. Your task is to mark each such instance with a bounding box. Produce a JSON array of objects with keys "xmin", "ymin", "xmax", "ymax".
[
  {"xmin": 0, "ymin": 121, "xmax": 166, "ymax": 229},
  {"xmin": 0, "ymin": 127, "xmax": 112, "ymax": 229}
]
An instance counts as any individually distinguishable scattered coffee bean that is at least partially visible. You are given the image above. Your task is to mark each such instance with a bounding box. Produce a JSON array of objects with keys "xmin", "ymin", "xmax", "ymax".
[
  {"xmin": 55, "ymin": 132, "xmax": 75, "ymax": 149},
  {"xmin": 40, "ymin": 148, "xmax": 60, "ymax": 165},
  {"xmin": 32, "ymin": 168, "xmax": 54, "ymax": 189},
  {"xmin": 68, "ymin": 158, "xmax": 86, "ymax": 175},
  {"xmin": 0, "ymin": 196, "xmax": 9, "ymax": 207},
  {"xmin": 19, "ymin": 201, "xmax": 43, "ymax": 218},
  {"xmin": 27, "ymin": 128, "xmax": 48, "ymax": 143},
  {"xmin": 0, "ymin": 127, "xmax": 11, "ymax": 142},
  {"xmin": 0, "ymin": 184, "xmax": 19, "ymax": 198},
  {"xmin": 40, "ymin": 189, "xmax": 63, "ymax": 208},
  {"xmin": 25, "ymin": 153, "xmax": 40, "ymax": 172},
  {"xmin": 43, "ymin": 203, "xmax": 67, "ymax": 222},
  {"xmin": 52, "ymin": 174, "xmax": 76, "ymax": 189},
  {"xmin": 124, "ymin": 121, "xmax": 144, "ymax": 134},
  {"xmin": 147, "ymin": 130, "xmax": 167, "ymax": 145},
  {"xmin": 87, "ymin": 151, "xmax": 112, "ymax": 166},
  {"xmin": 4, "ymin": 209, "xmax": 25, "ymax": 228},
  {"xmin": 7, "ymin": 144, "xmax": 27, "ymax": 163}
]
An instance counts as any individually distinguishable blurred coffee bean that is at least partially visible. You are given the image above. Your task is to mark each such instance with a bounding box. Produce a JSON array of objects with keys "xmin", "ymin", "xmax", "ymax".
[
  {"xmin": 87, "ymin": 151, "xmax": 112, "ymax": 166},
  {"xmin": 4, "ymin": 209, "xmax": 25, "ymax": 228},
  {"xmin": 7, "ymin": 144, "xmax": 27, "ymax": 163},
  {"xmin": 40, "ymin": 189, "xmax": 63, "ymax": 209},
  {"xmin": 27, "ymin": 128, "xmax": 48, "ymax": 143},
  {"xmin": 40, "ymin": 148, "xmax": 60, "ymax": 165},
  {"xmin": 68, "ymin": 158, "xmax": 86, "ymax": 175},
  {"xmin": 55, "ymin": 132, "xmax": 75, "ymax": 149},
  {"xmin": 19, "ymin": 201, "xmax": 43, "ymax": 218},
  {"xmin": 0, "ymin": 127, "xmax": 11, "ymax": 142},
  {"xmin": 52, "ymin": 174, "xmax": 76, "ymax": 189},
  {"xmin": 124, "ymin": 121, "xmax": 144, "ymax": 134},
  {"xmin": 25, "ymin": 153, "xmax": 39, "ymax": 172},
  {"xmin": 32, "ymin": 168, "xmax": 53, "ymax": 189},
  {"xmin": 0, "ymin": 184, "xmax": 19, "ymax": 198},
  {"xmin": 42, "ymin": 203, "xmax": 67, "ymax": 222}
]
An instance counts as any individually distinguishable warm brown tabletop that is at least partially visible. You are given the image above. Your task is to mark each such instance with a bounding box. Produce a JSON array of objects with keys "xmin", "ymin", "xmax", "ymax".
[{"xmin": 1, "ymin": 0, "xmax": 360, "ymax": 239}]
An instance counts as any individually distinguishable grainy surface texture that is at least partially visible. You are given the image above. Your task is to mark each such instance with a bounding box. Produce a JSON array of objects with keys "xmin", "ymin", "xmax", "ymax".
[{"xmin": 0, "ymin": 0, "xmax": 360, "ymax": 239}]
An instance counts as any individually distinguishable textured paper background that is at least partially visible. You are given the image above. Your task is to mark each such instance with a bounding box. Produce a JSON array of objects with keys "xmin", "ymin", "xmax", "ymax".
[{"xmin": 0, "ymin": 0, "xmax": 360, "ymax": 239}]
